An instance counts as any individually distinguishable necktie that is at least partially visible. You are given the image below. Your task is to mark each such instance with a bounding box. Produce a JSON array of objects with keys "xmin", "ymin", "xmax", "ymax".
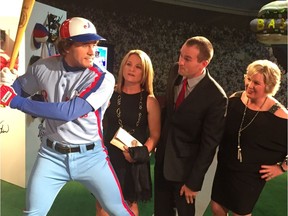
[{"xmin": 175, "ymin": 78, "xmax": 187, "ymax": 109}]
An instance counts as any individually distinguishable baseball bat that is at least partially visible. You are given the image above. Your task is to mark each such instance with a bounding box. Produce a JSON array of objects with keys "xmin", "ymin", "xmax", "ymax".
[{"xmin": 9, "ymin": 0, "xmax": 35, "ymax": 70}]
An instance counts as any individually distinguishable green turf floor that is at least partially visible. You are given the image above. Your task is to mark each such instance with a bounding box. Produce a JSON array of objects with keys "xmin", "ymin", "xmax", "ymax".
[{"xmin": 1, "ymin": 158, "xmax": 287, "ymax": 216}]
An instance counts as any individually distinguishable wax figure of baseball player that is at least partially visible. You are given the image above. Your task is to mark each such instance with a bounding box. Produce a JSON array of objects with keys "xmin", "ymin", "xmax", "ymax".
[{"xmin": 0, "ymin": 17, "xmax": 134, "ymax": 216}]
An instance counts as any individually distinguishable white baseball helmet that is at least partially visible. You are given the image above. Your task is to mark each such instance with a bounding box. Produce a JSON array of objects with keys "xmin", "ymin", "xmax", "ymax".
[{"xmin": 59, "ymin": 17, "xmax": 105, "ymax": 42}]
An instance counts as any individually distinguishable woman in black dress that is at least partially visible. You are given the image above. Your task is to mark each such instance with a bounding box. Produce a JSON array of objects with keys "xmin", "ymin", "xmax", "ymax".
[
  {"xmin": 96, "ymin": 50, "xmax": 161, "ymax": 216},
  {"xmin": 210, "ymin": 59, "xmax": 287, "ymax": 216}
]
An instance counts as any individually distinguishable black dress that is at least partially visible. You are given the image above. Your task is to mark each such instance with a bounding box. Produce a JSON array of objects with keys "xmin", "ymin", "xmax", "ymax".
[
  {"xmin": 211, "ymin": 92, "xmax": 287, "ymax": 215},
  {"xmin": 104, "ymin": 90, "xmax": 152, "ymax": 202}
]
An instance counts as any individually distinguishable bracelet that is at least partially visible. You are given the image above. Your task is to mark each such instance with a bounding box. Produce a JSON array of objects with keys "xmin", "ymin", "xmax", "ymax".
[{"xmin": 277, "ymin": 162, "xmax": 287, "ymax": 173}]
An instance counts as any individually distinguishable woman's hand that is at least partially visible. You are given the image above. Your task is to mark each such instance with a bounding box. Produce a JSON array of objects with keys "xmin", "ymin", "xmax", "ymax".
[
  {"xmin": 259, "ymin": 164, "xmax": 284, "ymax": 181},
  {"xmin": 122, "ymin": 146, "xmax": 135, "ymax": 163}
]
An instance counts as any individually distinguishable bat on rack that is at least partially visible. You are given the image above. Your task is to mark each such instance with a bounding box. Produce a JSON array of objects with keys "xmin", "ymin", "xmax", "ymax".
[{"xmin": 9, "ymin": 0, "xmax": 35, "ymax": 70}]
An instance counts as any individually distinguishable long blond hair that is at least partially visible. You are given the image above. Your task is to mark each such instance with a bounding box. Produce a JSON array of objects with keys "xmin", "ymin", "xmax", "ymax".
[{"xmin": 115, "ymin": 49, "xmax": 155, "ymax": 95}]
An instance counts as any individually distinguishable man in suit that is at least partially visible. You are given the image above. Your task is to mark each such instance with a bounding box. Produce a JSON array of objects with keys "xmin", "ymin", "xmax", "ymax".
[{"xmin": 154, "ymin": 36, "xmax": 228, "ymax": 216}]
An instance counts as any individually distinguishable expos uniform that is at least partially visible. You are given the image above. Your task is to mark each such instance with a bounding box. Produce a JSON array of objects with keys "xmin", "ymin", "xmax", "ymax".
[{"xmin": 11, "ymin": 56, "xmax": 134, "ymax": 215}]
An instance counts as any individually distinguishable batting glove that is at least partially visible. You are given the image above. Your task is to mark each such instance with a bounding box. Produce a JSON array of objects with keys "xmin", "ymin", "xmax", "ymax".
[
  {"xmin": 0, "ymin": 85, "xmax": 17, "ymax": 107},
  {"xmin": 0, "ymin": 67, "xmax": 18, "ymax": 86}
]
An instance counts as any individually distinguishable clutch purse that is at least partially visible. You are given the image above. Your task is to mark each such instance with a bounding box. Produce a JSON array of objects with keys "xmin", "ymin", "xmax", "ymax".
[{"xmin": 110, "ymin": 127, "xmax": 143, "ymax": 151}]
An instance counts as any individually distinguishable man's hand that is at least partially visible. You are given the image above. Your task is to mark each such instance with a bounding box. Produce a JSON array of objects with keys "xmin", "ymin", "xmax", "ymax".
[
  {"xmin": 180, "ymin": 184, "xmax": 198, "ymax": 204},
  {"xmin": 0, "ymin": 85, "xmax": 17, "ymax": 107},
  {"xmin": 0, "ymin": 67, "xmax": 18, "ymax": 86}
]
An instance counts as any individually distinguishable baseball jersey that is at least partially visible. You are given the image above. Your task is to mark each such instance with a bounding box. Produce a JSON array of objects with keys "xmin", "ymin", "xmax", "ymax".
[{"xmin": 12, "ymin": 55, "xmax": 115, "ymax": 144}]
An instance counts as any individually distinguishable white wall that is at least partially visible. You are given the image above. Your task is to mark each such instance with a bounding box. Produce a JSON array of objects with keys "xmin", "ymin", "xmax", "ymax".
[
  {"xmin": 24, "ymin": 1, "xmax": 66, "ymax": 187},
  {"xmin": 196, "ymin": 154, "xmax": 217, "ymax": 216},
  {"xmin": 0, "ymin": 0, "xmax": 27, "ymax": 188},
  {"xmin": 0, "ymin": 0, "xmax": 66, "ymax": 188}
]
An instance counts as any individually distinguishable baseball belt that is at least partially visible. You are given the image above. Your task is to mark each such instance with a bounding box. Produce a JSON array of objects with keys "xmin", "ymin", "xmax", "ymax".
[{"xmin": 46, "ymin": 139, "xmax": 95, "ymax": 154}]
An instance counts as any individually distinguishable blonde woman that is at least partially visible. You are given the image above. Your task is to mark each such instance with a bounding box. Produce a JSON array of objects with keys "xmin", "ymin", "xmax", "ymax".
[
  {"xmin": 211, "ymin": 59, "xmax": 288, "ymax": 216},
  {"xmin": 96, "ymin": 50, "xmax": 161, "ymax": 216}
]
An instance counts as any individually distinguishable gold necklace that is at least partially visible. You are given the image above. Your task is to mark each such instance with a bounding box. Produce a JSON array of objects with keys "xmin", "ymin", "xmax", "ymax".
[
  {"xmin": 237, "ymin": 97, "xmax": 268, "ymax": 162},
  {"xmin": 116, "ymin": 91, "xmax": 143, "ymax": 134}
]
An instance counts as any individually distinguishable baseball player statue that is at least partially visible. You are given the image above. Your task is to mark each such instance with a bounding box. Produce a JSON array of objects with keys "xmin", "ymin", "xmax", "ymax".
[{"xmin": 0, "ymin": 17, "xmax": 134, "ymax": 216}]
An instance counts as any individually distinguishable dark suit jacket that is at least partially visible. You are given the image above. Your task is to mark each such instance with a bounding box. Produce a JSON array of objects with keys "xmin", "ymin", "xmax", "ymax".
[{"xmin": 155, "ymin": 63, "xmax": 228, "ymax": 191}]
